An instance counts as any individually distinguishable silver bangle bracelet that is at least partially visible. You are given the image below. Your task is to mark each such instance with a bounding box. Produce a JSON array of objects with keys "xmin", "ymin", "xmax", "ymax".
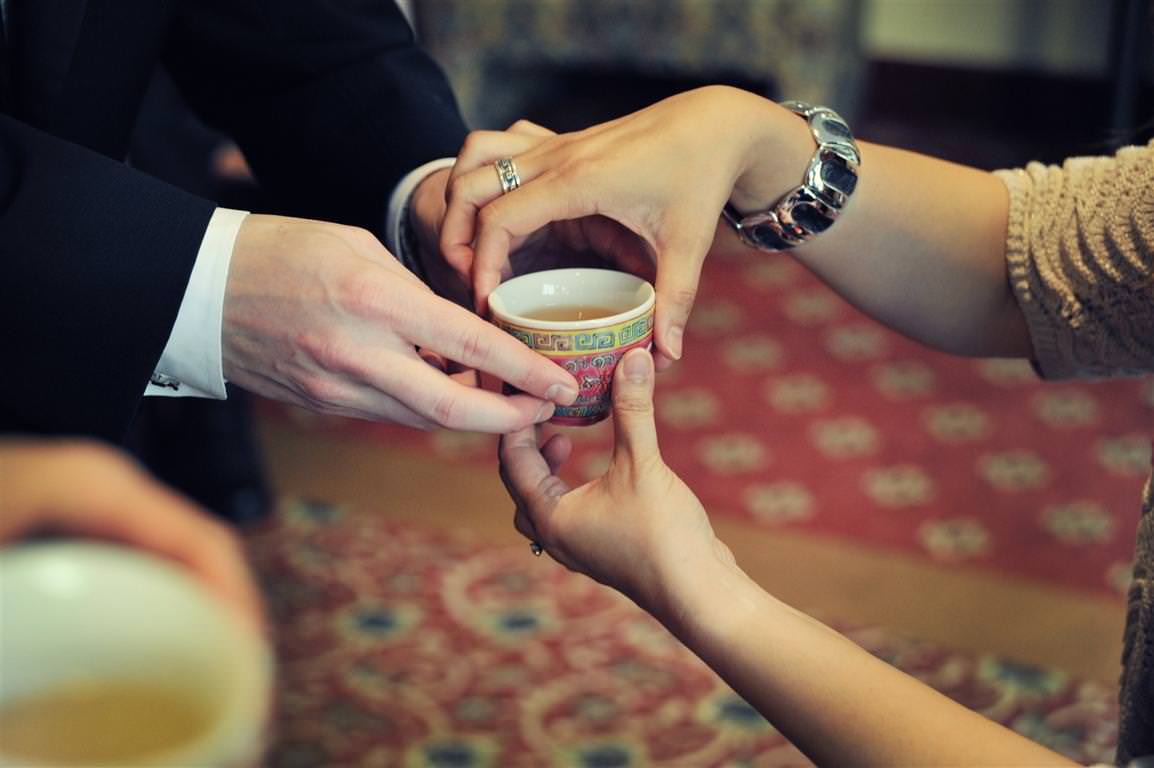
[{"xmin": 723, "ymin": 100, "xmax": 860, "ymax": 253}]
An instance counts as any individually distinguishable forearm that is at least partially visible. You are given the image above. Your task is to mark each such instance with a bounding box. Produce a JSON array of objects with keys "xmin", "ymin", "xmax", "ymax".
[
  {"xmin": 0, "ymin": 114, "xmax": 215, "ymax": 439},
  {"xmin": 660, "ymin": 562, "xmax": 1075, "ymax": 767},
  {"xmin": 725, "ymin": 100, "xmax": 1032, "ymax": 358}
]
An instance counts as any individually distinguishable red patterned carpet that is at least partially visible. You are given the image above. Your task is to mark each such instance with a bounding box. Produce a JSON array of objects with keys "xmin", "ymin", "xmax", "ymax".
[
  {"xmin": 263, "ymin": 253, "xmax": 1153, "ymax": 598},
  {"xmin": 247, "ymin": 500, "xmax": 1119, "ymax": 766}
]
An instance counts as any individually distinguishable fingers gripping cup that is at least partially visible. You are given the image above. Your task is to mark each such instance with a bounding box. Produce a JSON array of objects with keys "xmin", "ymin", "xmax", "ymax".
[{"xmin": 490, "ymin": 269, "xmax": 655, "ymax": 426}]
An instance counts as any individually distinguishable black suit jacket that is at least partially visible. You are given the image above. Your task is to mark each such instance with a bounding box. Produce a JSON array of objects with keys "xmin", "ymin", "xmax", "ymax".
[{"xmin": 0, "ymin": 0, "xmax": 468, "ymax": 440}]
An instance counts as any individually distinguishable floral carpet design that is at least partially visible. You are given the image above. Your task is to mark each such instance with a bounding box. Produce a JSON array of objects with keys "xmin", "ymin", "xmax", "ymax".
[
  {"xmin": 247, "ymin": 501, "xmax": 1118, "ymax": 766},
  {"xmin": 263, "ymin": 253, "xmax": 1153, "ymax": 598}
]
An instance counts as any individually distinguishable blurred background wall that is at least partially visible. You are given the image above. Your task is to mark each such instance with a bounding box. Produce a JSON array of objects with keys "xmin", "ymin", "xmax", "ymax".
[
  {"xmin": 414, "ymin": 0, "xmax": 1150, "ymax": 169},
  {"xmin": 863, "ymin": 0, "xmax": 1110, "ymax": 74}
]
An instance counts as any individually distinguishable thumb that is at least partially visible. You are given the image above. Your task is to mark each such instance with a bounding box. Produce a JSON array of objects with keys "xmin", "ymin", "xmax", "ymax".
[{"xmin": 611, "ymin": 348, "xmax": 659, "ymax": 464}]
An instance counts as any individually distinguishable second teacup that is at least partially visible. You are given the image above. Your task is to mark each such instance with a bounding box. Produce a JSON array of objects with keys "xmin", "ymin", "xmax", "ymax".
[{"xmin": 0, "ymin": 542, "xmax": 272, "ymax": 768}]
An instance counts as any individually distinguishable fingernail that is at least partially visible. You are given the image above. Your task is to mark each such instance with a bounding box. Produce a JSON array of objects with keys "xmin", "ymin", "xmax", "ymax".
[
  {"xmin": 535, "ymin": 401, "xmax": 555, "ymax": 423},
  {"xmin": 668, "ymin": 326, "xmax": 684, "ymax": 360},
  {"xmin": 623, "ymin": 350, "xmax": 652, "ymax": 383},
  {"xmin": 545, "ymin": 383, "xmax": 578, "ymax": 405}
]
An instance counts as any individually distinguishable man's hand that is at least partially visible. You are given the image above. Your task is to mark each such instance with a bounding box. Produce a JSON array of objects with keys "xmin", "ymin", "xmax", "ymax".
[
  {"xmin": 223, "ymin": 215, "xmax": 579, "ymax": 433},
  {"xmin": 0, "ymin": 439, "xmax": 264, "ymax": 629}
]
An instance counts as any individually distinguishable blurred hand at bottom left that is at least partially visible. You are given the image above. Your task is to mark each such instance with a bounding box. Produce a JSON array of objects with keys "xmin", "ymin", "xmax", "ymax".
[{"xmin": 0, "ymin": 438, "xmax": 265, "ymax": 630}]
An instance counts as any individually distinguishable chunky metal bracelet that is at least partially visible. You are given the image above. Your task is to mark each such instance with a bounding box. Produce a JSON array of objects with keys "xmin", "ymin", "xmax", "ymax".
[{"xmin": 722, "ymin": 100, "xmax": 860, "ymax": 252}]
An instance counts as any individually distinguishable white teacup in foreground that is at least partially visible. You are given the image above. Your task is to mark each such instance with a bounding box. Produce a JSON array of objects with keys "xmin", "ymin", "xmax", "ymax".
[{"xmin": 0, "ymin": 542, "xmax": 271, "ymax": 767}]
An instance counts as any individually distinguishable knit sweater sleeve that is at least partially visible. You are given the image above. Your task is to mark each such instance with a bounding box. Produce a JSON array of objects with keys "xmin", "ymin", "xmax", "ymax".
[{"xmin": 994, "ymin": 140, "xmax": 1154, "ymax": 380}]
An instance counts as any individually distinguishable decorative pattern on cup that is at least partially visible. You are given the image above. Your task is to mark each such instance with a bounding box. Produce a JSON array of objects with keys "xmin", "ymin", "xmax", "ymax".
[
  {"xmin": 488, "ymin": 269, "xmax": 656, "ymax": 427},
  {"xmin": 496, "ymin": 313, "xmax": 654, "ymax": 425}
]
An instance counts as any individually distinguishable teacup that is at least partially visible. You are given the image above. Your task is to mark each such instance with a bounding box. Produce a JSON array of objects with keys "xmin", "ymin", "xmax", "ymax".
[
  {"xmin": 0, "ymin": 542, "xmax": 272, "ymax": 767},
  {"xmin": 490, "ymin": 268, "xmax": 655, "ymax": 426}
]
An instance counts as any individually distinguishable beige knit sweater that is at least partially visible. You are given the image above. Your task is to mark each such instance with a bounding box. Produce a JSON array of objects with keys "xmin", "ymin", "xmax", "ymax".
[{"xmin": 996, "ymin": 141, "xmax": 1154, "ymax": 764}]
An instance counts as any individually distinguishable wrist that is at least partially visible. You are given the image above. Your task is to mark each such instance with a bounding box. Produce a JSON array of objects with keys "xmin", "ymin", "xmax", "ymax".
[
  {"xmin": 649, "ymin": 547, "xmax": 764, "ymax": 638},
  {"xmin": 730, "ymin": 99, "xmax": 815, "ymax": 214}
]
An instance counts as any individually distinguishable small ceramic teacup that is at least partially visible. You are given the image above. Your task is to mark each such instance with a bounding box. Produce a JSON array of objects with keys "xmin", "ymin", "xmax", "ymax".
[
  {"xmin": 0, "ymin": 542, "xmax": 272, "ymax": 767},
  {"xmin": 490, "ymin": 268, "xmax": 655, "ymax": 426}
]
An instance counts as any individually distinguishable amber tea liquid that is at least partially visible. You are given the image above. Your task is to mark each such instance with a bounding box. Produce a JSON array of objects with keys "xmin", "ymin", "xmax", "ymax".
[
  {"xmin": 0, "ymin": 679, "xmax": 214, "ymax": 765},
  {"xmin": 522, "ymin": 305, "xmax": 623, "ymax": 322}
]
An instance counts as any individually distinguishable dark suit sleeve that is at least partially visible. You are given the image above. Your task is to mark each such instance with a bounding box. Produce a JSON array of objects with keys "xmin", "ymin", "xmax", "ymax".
[
  {"xmin": 163, "ymin": 0, "xmax": 469, "ymax": 232},
  {"xmin": 0, "ymin": 114, "xmax": 215, "ymax": 439}
]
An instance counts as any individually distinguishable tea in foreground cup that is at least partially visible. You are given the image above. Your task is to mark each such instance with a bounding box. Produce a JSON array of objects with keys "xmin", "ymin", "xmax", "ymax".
[
  {"xmin": 0, "ymin": 542, "xmax": 271, "ymax": 767},
  {"xmin": 490, "ymin": 268, "xmax": 655, "ymax": 426}
]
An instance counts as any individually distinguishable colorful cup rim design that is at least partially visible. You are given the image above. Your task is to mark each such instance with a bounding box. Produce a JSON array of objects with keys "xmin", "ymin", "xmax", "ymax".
[
  {"xmin": 494, "ymin": 312, "xmax": 654, "ymax": 360},
  {"xmin": 489, "ymin": 268, "xmax": 655, "ymax": 332}
]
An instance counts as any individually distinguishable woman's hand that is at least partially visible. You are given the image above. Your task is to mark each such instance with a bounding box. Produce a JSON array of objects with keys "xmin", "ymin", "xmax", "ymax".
[
  {"xmin": 499, "ymin": 354, "xmax": 1074, "ymax": 768},
  {"xmin": 441, "ymin": 87, "xmax": 803, "ymax": 367},
  {"xmin": 442, "ymin": 85, "xmax": 1033, "ymax": 362},
  {"xmin": 498, "ymin": 348, "xmax": 735, "ymax": 620},
  {"xmin": 412, "ymin": 122, "xmax": 657, "ymax": 312},
  {"xmin": 0, "ymin": 438, "xmax": 265, "ymax": 630}
]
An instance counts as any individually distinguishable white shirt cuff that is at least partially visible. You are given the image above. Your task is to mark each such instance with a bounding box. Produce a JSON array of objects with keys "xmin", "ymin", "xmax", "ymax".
[
  {"xmin": 146, "ymin": 208, "xmax": 249, "ymax": 399},
  {"xmin": 385, "ymin": 157, "xmax": 454, "ymax": 273}
]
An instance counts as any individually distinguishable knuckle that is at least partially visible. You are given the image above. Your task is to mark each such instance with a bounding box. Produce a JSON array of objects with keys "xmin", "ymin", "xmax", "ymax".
[
  {"xmin": 340, "ymin": 274, "xmax": 393, "ymax": 321},
  {"xmin": 299, "ymin": 330, "xmax": 355, "ymax": 373},
  {"xmin": 561, "ymin": 156, "xmax": 595, "ymax": 181},
  {"xmin": 631, "ymin": 451, "xmax": 665, "ymax": 476},
  {"xmin": 446, "ymin": 175, "xmax": 469, "ymax": 204},
  {"xmin": 565, "ymin": 151, "xmax": 606, "ymax": 184},
  {"xmin": 297, "ymin": 374, "xmax": 344, "ymax": 406},
  {"xmin": 457, "ymin": 326, "xmax": 490, "ymax": 367},
  {"xmin": 511, "ymin": 119, "xmax": 550, "ymax": 137},
  {"xmin": 340, "ymin": 225, "xmax": 378, "ymax": 251},
  {"xmin": 459, "ymin": 130, "xmax": 487, "ymax": 158},
  {"xmin": 537, "ymin": 475, "xmax": 568, "ymax": 503},
  {"xmin": 668, "ymin": 286, "xmax": 698, "ymax": 311},
  {"xmin": 312, "ymin": 336, "xmax": 346, "ymax": 372},
  {"xmin": 428, "ymin": 393, "xmax": 463, "ymax": 429},
  {"xmin": 510, "ymin": 366, "xmax": 538, "ymax": 394},
  {"xmin": 614, "ymin": 393, "xmax": 654, "ymax": 417},
  {"xmin": 476, "ymin": 204, "xmax": 502, "ymax": 230},
  {"xmin": 442, "ymin": 247, "xmax": 471, "ymax": 275},
  {"xmin": 554, "ymin": 131, "xmax": 581, "ymax": 150},
  {"xmin": 544, "ymin": 168, "xmax": 591, "ymax": 217}
]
